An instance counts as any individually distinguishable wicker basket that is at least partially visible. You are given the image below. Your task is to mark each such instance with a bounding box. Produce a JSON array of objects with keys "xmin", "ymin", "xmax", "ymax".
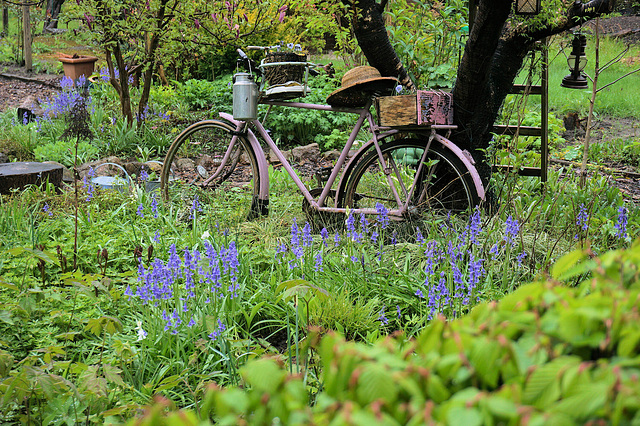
[{"xmin": 263, "ymin": 51, "xmax": 307, "ymax": 86}]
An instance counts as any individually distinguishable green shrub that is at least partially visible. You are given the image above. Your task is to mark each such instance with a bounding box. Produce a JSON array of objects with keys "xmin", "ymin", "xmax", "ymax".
[
  {"xmin": 180, "ymin": 78, "xmax": 233, "ymax": 112},
  {"xmin": 34, "ymin": 140, "xmax": 99, "ymax": 167}
]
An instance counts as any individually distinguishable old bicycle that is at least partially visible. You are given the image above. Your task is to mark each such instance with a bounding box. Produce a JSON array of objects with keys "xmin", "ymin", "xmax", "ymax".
[{"xmin": 160, "ymin": 48, "xmax": 485, "ymax": 224}]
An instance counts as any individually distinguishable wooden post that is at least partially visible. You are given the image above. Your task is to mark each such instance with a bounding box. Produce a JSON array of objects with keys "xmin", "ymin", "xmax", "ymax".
[
  {"xmin": 2, "ymin": 4, "xmax": 8, "ymax": 36},
  {"xmin": 22, "ymin": 1, "xmax": 32, "ymax": 71}
]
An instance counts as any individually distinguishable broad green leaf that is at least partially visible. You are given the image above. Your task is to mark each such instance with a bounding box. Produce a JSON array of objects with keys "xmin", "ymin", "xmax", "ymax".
[
  {"xmin": 551, "ymin": 249, "xmax": 588, "ymax": 281},
  {"xmin": 355, "ymin": 363, "xmax": 397, "ymax": 405},
  {"xmin": 445, "ymin": 406, "xmax": 482, "ymax": 426},
  {"xmin": 551, "ymin": 383, "xmax": 608, "ymax": 419},
  {"xmin": 485, "ymin": 396, "xmax": 518, "ymax": 420},
  {"xmin": 426, "ymin": 373, "xmax": 451, "ymax": 403},
  {"xmin": 0, "ymin": 310, "xmax": 14, "ymax": 325},
  {"xmin": 618, "ymin": 328, "xmax": 640, "ymax": 357},
  {"xmin": 103, "ymin": 364, "xmax": 125, "ymax": 387},
  {"xmin": 0, "ymin": 350, "xmax": 14, "ymax": 377},
  {"xmin": 468, "ymin": 337, "xmax": 502, "ymax": 388},
  {"xmin": 241, "ymin": 359, "xmax": 286, "ymax": 393},
  {"xmin": 0, "ymin": 278, "xmax": 18, "ymax": 291},
  {"xmin": 523, "ymin": 357, "xmax": 578, "ymax": 408},
  {"xmin": 85, "ymin": 318, "xmax": 103, "ymax": 337}
]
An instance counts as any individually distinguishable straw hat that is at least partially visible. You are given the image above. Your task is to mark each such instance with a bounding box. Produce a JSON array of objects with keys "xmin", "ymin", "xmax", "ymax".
[{"xmin": 326, "ymin": 66, "xmax": 398, "ymax": 107}]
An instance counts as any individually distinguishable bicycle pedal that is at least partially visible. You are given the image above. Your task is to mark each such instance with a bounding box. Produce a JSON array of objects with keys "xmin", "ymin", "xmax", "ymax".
[{"xmin": 315, "ymin": 167, "xmax": 332, "ymax": 186}]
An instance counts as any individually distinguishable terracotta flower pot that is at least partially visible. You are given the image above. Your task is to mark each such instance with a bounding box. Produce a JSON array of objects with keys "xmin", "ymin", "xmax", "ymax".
[{"xmin": 59, "ymin": 54, "xmax": 99, "ymax": 80}]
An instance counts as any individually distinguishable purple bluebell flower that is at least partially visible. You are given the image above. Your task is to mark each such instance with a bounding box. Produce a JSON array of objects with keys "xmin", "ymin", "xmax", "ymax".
[
  {"xmin": 615, "ymin": 206, "xmax": 628, "ymax": 239},
  {"xmin": 391, "ymin": 231, "xmax": 397, "ymax": 246},
  {"xmin": 576, "ymin": 204, "xmax": 589, "ymax": 234},
  {"xmin": 320, "ymin": 228, "xmax": 329, "ymax": 246},
  {"xmin": 140, "ymin": 168, "xmax": 149, "ymax": 182},
  {"xmin": 151, "ymin": 194, "xmax": 159, "ymax": 218},
  {"xmin": 302, "ymin": 222, "xmax": 312, "ymax": 247},
  {"xmin": 136, "ymin": 203, "xmax": 144, "ymax": 218},
  {"xmin": 396, "ymin": 305, "xmax": 401, "ymax": 320},
  {"xmin": 516, "ymin": 251, "xmax": 527, "ymax": 267},
  {"xmin": 359, "ymin": 213, "xmax": 368, "ymax": 235},
  {"xmin": 314, "ymin": 252, "xmax": 323, "ymax": 272},
  {"xmin": 415, "ymin": 228, "xmax": 425, "ymax": 244},
  {"xmin": 290, "ymin": 218, "xmax": 303, "ymax": 259},
  {"xmin": 489, "ymin": 243, "xmax": 500, "ymax": 258},
  {"xmin": 375, "ymin": 202, "xmax": 389, "ymax": 229},
  {"xmin": 467, "ymin": 208, "xmax": 482, "ymax": 245},
  {"xmin": 334, "ymin": 232, "xmax": 341, "ymax": 246},
  {"xmin": 504, "ymin": 216, "xmax": 519, "ymax": 245},
  {"xmin": 275, "ymin": 242, "xmax": 287, "ymax": 263},
  {"xmin": 424, "ymin": 240, "xmax": 437, "ymax": 276},
  {"xmin": 60, "ymin": 76, "xmax": 74, "ymax": 90},
  {"xmin": 43, "ymin": 203, "xmax": 53, "ymax": 217},
  {"xmin": 190, "ymin": 195, "xmax": 202, "ymax": 219},
  {"xmin": 370, "ymin": 230, "xmax": 379, "ymax": 244},
  {"xmin": 153, "ymin": 230, "xmax": 161, "ymax": 243},
  {"xmin": 468, "ymin": 255, "xmax": 484, "ymax": 287},
  {"xmin": 209, "ymin": 319, "xmax": 226, "ymax": 340},
  {"xmin": 378, "ymin": 306, "xmax": 389, "ymax": 325},
  {"xmin": 415, "ymin": 288, "xmax": 424, "ymax": 298},
  {"xmin": 187, "ymin": 317, "xmax": 196, "ymax": 327}
]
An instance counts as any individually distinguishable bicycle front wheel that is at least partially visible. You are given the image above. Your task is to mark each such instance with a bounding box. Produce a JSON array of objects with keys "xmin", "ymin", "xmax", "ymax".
[
  {"xmin": 340, "ymin": 139, "xmax": 479, "ymax": 221},
  {"xmin": 160, "ymin": 119, "xmax": 263, "ymax": 221}
]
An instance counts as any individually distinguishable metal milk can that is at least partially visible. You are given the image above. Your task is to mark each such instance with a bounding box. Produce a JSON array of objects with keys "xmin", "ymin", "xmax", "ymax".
[{"xmin": 232, "ymin": 73, "xmax": 258, "ymax": 121}]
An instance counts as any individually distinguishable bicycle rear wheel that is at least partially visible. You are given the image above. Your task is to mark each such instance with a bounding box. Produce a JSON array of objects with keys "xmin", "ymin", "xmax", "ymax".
[
  {"xmin": 160, "ymin": 119, "xmax": 264, "ymax": 221},
  {"xmin": 340, "ymin": 139, "xmax": 479, "ymax": 221}
]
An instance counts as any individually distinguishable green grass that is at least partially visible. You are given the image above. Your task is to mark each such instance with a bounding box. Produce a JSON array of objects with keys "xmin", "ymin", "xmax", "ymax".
[{"xmin": 547, "ymin": 35, "xmax": 640, "ymax": 117}]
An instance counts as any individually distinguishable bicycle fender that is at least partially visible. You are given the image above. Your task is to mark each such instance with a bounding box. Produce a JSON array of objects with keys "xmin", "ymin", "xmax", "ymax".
[
  {"xmin": 433, "ymin": 134, "xmax": 486, "ymax": 201},
  {"xmin": 218, "ymin": 113, "xmax": 270, "ymax": 202},
  {"xmin": 338, "ymin": 136, "xmax": 486, "ymax": 202}
]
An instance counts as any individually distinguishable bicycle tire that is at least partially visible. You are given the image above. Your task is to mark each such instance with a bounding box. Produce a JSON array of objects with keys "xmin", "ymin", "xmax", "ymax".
[
  {"xmin": 340, "ymin": 139, "xmax": 479, "ymax": 220},
  {"xmin": 160, "ymin": 119, "xmax": 264, "ymax": 221}
]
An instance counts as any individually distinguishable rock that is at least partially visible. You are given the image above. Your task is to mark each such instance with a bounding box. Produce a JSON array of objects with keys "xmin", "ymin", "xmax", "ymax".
[
  {"xmin": 322, "ymin": 150, "xmax": 341, "ymax": 161},
  {"xmin": 269, "ymin": 148, "xmax": 292, "ymax": 164},
  {"xmin": 79, "ymin": 157, "xmax": 123, "ymax": 178},
  {"xmin": 144, "ymin": 161, "xmax": 162, "ymax": 174},
  {"xmin": 0, "ymin": 162, "xmax": 63, "ymax": 194},
  {"xmin": 123, "ymin": 161, "xmax": 144, "ymax": 178},
  {"xmin": 176, "ymin": 158, "xmax": 195, "ymax": 171},
  {"xmin": 0, "ymin": 153, "xmax": 8, "ymax": 164},
  {"xmin": 17, "ymin": 95, "xmax": 46, "ymax": 121},
  {"xmin": 196, "ymin": 155, "xmax": 213, "ymax": 168},
  {"xmin": 291, "ymin": 143, "xmax": 320, "ymax": 163},
  {"xmin": 43, "ymin": 161, "xmax": 73, "ymax": 183}
]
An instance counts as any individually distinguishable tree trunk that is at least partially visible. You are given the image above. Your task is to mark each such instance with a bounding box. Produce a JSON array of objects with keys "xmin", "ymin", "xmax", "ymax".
[
  {"xmin": 2, "ymin": 6, "xmax": 8, "ymax": 37},
  {"xmin": 105, "ymin": 43, "xmax": 133, "ymax": 125},
  {"xmin": 137, "ymin": 0, "xmax": 173, "ymax": 122},
  {"xmin": 43, "ymin": 0, "xmax": 65, "ymax": 33},
  {"xmin": 350, "ymin": 0, "xmax": 414, "ymax": 90}
]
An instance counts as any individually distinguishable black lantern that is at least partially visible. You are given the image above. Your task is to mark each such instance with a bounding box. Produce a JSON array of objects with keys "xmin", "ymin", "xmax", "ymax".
[
  {"xmin": 515, "ymin": 0, "xmax": 541, "ymax": 15},
  {"xmin": 561, "ymin": 33, "xmax": 589, "ymax": 89}
]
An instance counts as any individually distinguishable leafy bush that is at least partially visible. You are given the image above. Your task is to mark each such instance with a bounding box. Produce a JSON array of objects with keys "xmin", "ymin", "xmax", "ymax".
[
  {"xmin": 34, "ymin": 140, "xmax": 99, "ymax": 167},
  {"xmin": 180, "ymin": 78, "xmax": 233, "ymax": 111},
  {"xmin": 386, "ymin": 0, "xmax": 467, "ymax": 88},
  {"xmin": 174, "ymin": 241, "xmax": 640, "ymax": 425}
]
